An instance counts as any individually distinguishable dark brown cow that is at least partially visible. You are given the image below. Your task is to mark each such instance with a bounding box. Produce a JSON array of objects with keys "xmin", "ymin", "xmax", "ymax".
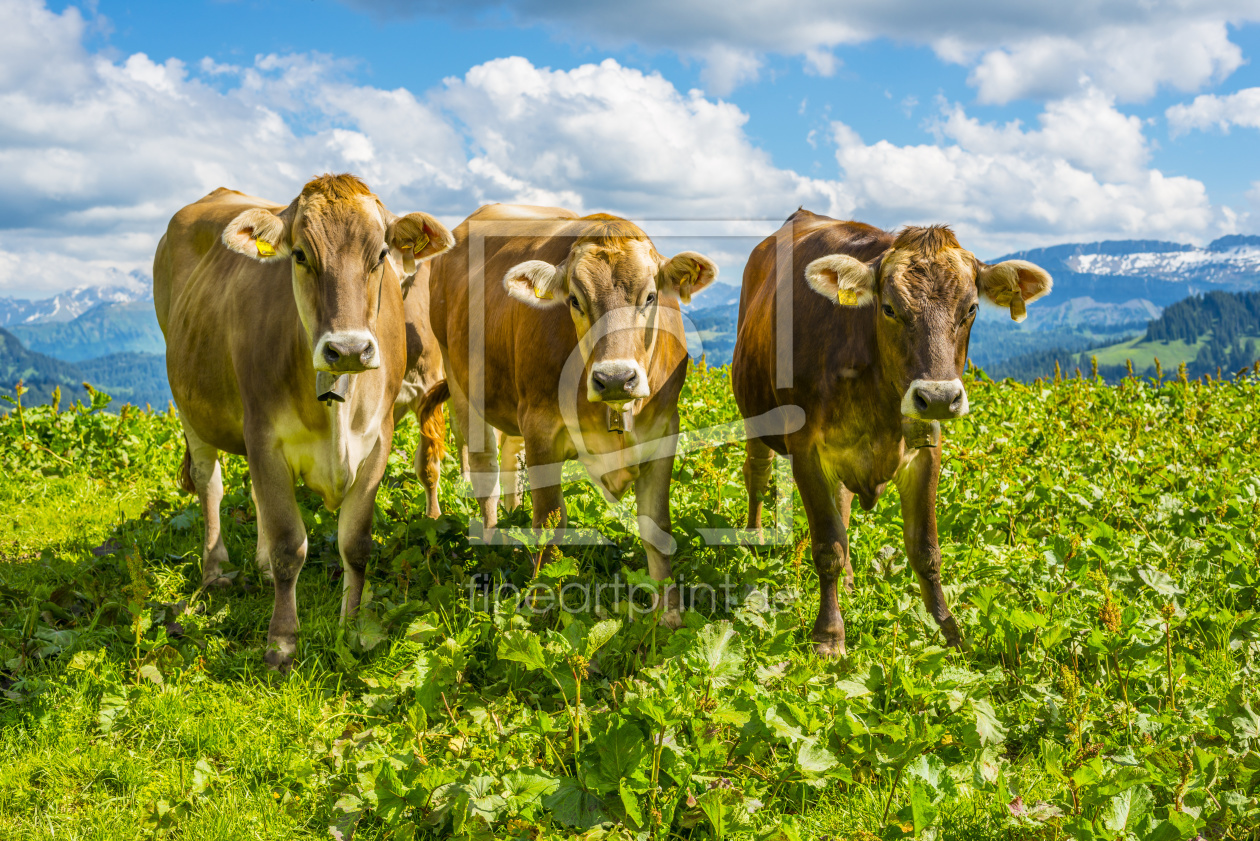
[
  {"xmin": 154, "ymin": 174, "xmax": 453, "ymax": 669},
  {"xmin": 427, "ymin": 204, "xmax": 717, "ymax": 622},
  {"xmin": 731, "ymin": 209, "xmax": 1051, "ymax": 655}
]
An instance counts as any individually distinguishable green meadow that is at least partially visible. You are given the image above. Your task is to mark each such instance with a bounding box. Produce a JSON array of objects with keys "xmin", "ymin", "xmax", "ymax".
[{"xmin": 1, "ymin": 366, "xmax": 1259, "ymax": 840}]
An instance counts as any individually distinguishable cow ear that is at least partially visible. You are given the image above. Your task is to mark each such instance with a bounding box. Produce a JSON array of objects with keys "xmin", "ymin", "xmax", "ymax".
[
  {"xmin": 657, "ymin": 251, "xmax": 718, "ymax": 304},
  {"xmin": 504, "ymin": 260, "xmax": 568, "ymax": 308},
  {"xmin": 978, "ymin": 259, "xmax": 1052, "ymax": 322},
  {"xmin": 223, "ymin": 208, "xmax": 291, "ymax": 262},
  {"xmin": 805, "ymin": 254, "xmax": 876, "ymax": 306},
  {"xmin": 388, "ymin": 212, "xmax": 455, "ymax": 276}
]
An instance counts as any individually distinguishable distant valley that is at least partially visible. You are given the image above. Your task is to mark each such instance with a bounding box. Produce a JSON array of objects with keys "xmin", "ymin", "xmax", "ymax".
[{"xmin": 0, "ymin": 280, "xmax": 172, "ymax": 410}]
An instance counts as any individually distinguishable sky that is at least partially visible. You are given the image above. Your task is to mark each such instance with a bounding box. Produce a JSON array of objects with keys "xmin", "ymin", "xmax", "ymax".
[{"xmin": 2, "ymin": 0, "xmax": 1260, "ymax": 298}]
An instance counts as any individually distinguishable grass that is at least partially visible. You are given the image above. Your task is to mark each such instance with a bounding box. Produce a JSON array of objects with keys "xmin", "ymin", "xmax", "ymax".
[{"xmin": 1, "ymin": 365, "xmax": 1259, "ymax": 840}]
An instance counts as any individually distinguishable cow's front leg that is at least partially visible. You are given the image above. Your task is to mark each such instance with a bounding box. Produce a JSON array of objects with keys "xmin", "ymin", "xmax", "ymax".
[
  {"xmin": 522, "ymin": 426, "xmax": 568, "ymax": 576},
  {"xmin": 635, "ymin": 415, "xmax": 681, "ymax": 628},
  {"xmin": 499, "ymin": 434, "xmax": 526, "ymax": 512},
  {"xmin": 743, "ymin": 436, "xmax": 775, "ymax": 530},
  {"xmin": 894, "ymin": 446, "xmax": 963, "ymax": 648},
  {"xmin": 449, "ymin": 382, "xmax": 500, "ymax": 533},
  {"xmin": 338, "ymin": 432, "xmax": 392, "ymax": 621},
  {"xmin": 791, "ymin": 447, "xmax": 849, "ymax": 657},
  {"xmin": 248, "ymin": 446, "xmax": 307, "ymax": 671}
]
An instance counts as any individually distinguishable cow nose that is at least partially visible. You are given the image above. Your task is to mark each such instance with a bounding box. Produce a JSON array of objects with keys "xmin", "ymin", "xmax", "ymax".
[
  {"xmin": 322, "ymin": 338, "xmax": 375, "ymax": 371},
  {"xmin": 587, "ymin": 360, "xmax": 645, "ymax": 403},
  {"xmin": 592, "ymin": 365, "xmax": 640, "ymax": 395},
  {"xmin": 904, "ymin": 379, "xmax": 968, "ymax": 420}
]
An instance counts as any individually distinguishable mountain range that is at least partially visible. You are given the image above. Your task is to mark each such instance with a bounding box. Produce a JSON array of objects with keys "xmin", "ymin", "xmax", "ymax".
[{"xmin": 3, "ymin": 234, "xmax": 1260, "ymax": 408}]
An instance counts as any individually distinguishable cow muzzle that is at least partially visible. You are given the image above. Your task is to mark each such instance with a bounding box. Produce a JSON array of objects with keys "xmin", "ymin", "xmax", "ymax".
[
  {"xmin": 314, "ymin": 330, "xmax": 379, "ymax": 373},
  {"xmin": 902, "ymin": 378, "xmax": 969, "ymax": 420},
  {"xmin": 588, "ymin": 360, "xmax": 650, "ymax": 405}
]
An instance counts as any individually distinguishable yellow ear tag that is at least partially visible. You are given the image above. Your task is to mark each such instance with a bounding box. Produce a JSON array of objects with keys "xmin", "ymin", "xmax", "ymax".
[
  {"xmin": 836, "ymin": 288, "xmax": 858, "ymax": 305},
  {"xmin": 535, "ymin": 287, "xmax": 552, "ymax": 300},
  {"xmin": 1009, "ymin": 298, "xmax": 1027, "ymax": 322},
  {"xmin": 414, "ymin": 234, "xmax": 429, "ymax": 253},
  {"xmin": 256, "ymin": 239, "xmax": 275, "ymax": 258}
]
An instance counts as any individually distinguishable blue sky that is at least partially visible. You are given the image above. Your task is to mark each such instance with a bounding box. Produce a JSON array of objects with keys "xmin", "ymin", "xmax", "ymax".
[{"xmin": 4, "ymin": 0, "xmax": 1260, "ymax": 297}]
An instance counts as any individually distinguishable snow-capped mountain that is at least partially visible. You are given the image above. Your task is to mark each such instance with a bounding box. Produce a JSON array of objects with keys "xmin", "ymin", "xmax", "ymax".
[
  {"xmin": 995, "ymin": 235, "xmax": 1260, "ymax": 307},
  {"xmin": 0, "ymin": 272, "xmax": 153, "ymax": 327}
]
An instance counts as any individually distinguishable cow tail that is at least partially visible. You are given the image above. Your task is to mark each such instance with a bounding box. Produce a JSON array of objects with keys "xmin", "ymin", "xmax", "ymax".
[
  {"xmin": 178, "ymin": 437, "xmax": 196, "ymax": 495},
  {"xmin": 417, "ymin": 380, "xmax": 450, "ymax": 472}
]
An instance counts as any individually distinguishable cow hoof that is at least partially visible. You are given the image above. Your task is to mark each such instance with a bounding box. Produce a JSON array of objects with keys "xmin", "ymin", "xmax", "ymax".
[
  {"xmin": 264, "ymin": 639, "xmax": 296, "ymax": 672},
  {"xmin": 938, "ymin": 616, "xmax": 968, "ymax": 650},
  {"xmin": 813, "ymin": 636, "xmax": 847, "ymax": 658},
  {"xmin": 660, "ymin": 608, "xmax": 683, "ymax": 630}
]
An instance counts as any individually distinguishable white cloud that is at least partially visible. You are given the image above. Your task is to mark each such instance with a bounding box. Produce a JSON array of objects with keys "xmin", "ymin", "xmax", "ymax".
[
  {"xmin": 346, "ymin": 0, "xmax": 1260, "ymax": 101},
  {"xmin": 831, "ymin": 91, "xmax": 1222, "ymax": 254},
  {"xmin": 1166, "ymin": 87, "xmax": 1260, "ymax": 135},
  {"xmin": 0, "ymin": 0, "xmax": 1242, "ymax": 298},
  {"xmin": 964, "ymin": 20, "xmax": 1244, "ymax": 104},
  {"xmin": 439, "ymin": 57, "xmax": 850, "ymax": 220}
]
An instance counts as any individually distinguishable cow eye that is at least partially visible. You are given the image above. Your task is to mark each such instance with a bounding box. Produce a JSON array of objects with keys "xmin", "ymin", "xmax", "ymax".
[
  {"xmin": 968, "ymin": 302, "xmax": 978, "ymax": 317},
  {"xmin": 645, "ymin": 292, "xmax": 657, "ymax": 307},
  {"xmin": 378, "ymin": 248, "xmax": 389, "ymax": 265},
  {"xmin": 568, "ymin": 294, "xmax": 581, "ymax": 312},
  {"xmin": 882, "ymin": 304, "xmax": 896, "ymax": 319},
  {"xmin": 293, "ymin": 248, "xmax": 307, "ymax": 265}
]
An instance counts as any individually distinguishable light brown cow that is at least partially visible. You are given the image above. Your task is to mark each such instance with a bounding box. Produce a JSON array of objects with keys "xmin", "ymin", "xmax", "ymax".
[
  {"xmin": 154, "ymin": 175, "xmax": 453, "ymax": 669},
  {"xmin": 393, "ymin": 262, "xmax": 449, "ymax": 519},
  {"xmin": 732, "ymin": 210, "xmax": 1051, "ymax": 656},
  {"xmin": 427, "ymin": 204, "xmax": 717, "ymax": 620}
]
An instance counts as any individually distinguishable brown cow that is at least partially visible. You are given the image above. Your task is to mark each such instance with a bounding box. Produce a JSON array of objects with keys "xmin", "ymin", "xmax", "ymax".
[
  {"xmin": 731, "ymin": 209, "xmax": 1051, "ymax": 656},
  {"xmin": 154, "ymin": 175, "xmax": 453, "ymax": 669},
  {"xmin": 427, "ymin": 204, "xmax": 717, "ymax": 621}
]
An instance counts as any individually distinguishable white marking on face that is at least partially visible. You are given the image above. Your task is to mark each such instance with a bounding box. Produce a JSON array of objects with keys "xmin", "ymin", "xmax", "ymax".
[
  {"xmin": 588, "ymin": 358, "xmax": 650, "ymax": 403},
  {"xmin": 901, "ymin": 378, "xmax": 969, "ymax": 419},
  {"xmin": 313, "ymin": 329, "xmax": 379, "ymax": 372}
]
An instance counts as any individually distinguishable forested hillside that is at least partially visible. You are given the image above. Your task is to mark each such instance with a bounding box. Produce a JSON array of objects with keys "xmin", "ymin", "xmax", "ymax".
[
  {"xmin": 0, "ymin": 327, "xmax": 171, "ymax": 409},
  {"xmin": 992, "ymin": 290, "xmax": 1260, "ymax": 382}
]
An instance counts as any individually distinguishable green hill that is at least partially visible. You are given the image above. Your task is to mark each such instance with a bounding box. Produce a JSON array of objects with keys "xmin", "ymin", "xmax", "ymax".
[
  {"xmin": 9, "ymin": 301, "xmax": 163, "ymax": 362},
  {"xmin": 993, "ymin": 290, "xmax": 1260, "ymax": 381},
  {"xmin": 0, "ymin": 327, "xmax": 171, "ymax": 410},
  {"xmin": 0, "ymin": 328, "xmax": 85, "ymax": 405}
]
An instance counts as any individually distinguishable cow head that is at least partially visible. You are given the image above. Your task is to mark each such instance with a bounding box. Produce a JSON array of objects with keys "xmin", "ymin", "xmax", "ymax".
[
  {"xmin": 502, "ymin": 214, "xmax": 717, "ymax": 406},
  {"xmin": 804, "ymin": 226, "xmax": 1051, "ymax": 420},
  {"xmin": 222, "ymin": 173, "xmax": 454, "ymax": 375}
]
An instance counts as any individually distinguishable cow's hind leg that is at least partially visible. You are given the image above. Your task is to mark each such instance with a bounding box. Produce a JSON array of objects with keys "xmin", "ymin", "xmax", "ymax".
[
  {"xmin": 338, "ymin": 432, "xmax": 392, "ymax": 621},
  {"xmin": 414, "ymin": 381, "xmax": 449, "ymax": 519},
  {"xmin": 248, "ymin": 445, "xmax": 308, "ymax": 671},
  {"xmin": 835, "ymin": 485, "xmax": 856, "ymax": 592},
  {"xmin": 743, "ymin": 435, "xmax": 775, "ymax": 529},
  {"xmin": 179, "ymin": 422, "xmax": 231, "ymax": 590},
  {"xmin": 790, "ymin": 447, "xmax": 849, "ymax": 657}
]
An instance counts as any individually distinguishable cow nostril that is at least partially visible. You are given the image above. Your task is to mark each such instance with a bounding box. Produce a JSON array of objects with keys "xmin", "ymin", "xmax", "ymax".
[
  {"xmin": 625, "ymin": 370, "xmax": 638, "ymax": 390},
  {"xmin": 913, "ymin": 390, "xmax": 929, "ymax": 412},
  {"xmin": 323, "ymin": 344, "xmax": 342, "ymax": 365},
  {"xmin": 591, "ymin": 371, "xmax": 608, "ymax": 391},
  {"xmin": 360, "ymin": 343, "xmax": 375, "ymax": 362},
  {"xmin": 950, "ymin": 391, "xmax": 964, "ymax": 410}
]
